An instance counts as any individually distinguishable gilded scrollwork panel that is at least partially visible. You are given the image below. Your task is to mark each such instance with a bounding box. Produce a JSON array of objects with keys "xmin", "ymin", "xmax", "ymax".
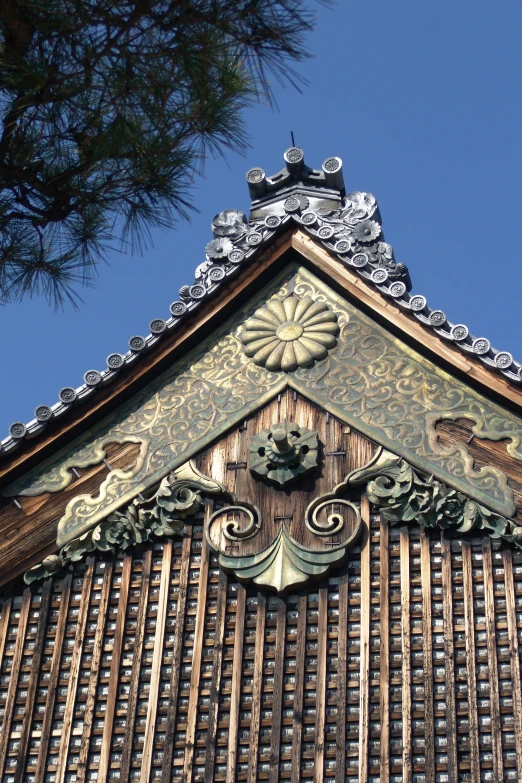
[{"xmin": 4, "ymin": 263, "xmax": 522, "ymax": 548}]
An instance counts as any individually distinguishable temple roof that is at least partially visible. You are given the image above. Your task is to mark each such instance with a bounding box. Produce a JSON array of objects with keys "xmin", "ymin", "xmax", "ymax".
[{"xmin": 2, "ymin": 147, "xmax": 521, "ymax": 459}]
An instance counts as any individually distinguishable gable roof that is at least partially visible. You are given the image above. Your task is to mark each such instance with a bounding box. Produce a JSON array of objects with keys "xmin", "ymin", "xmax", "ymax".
[{"xmin": 2, "ymin": 147, "xmax": 521, "ymax": 463}]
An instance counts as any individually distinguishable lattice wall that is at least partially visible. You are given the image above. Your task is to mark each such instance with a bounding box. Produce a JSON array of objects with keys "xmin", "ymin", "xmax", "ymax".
[{"xmin": 1, "ymin": 513, "xmax": 522, "ymax": 783}]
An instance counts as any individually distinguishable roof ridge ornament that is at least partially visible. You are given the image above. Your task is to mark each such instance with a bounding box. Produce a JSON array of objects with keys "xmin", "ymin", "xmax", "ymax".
[{"xmin": 2, "ymin": 147, "xmax": 522, "ymax": 458}]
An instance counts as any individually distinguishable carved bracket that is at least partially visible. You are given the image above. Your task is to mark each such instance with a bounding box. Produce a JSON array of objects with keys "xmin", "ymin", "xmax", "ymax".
[{"xmin": 24, "ymin": 461, "xmax": 224, "ymax": 584}]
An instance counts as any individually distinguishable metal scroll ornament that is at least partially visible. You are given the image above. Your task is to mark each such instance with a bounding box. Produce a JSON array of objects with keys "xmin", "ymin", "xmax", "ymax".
[
  {"xmin": 24, "ymin": 462, "xmax": 223, "ymax": 584},
  {"xmin": 249, "ymin": 421, "xmax": 319, "ymax": 486},
  {"xmin": 241, "ymin": 293, "xmax": 339, "ymax": 371},
  {"xmin": 345, "ymin": 447, "xmax": 522, "ymax": 548},
  {"xmin": 207, "ymin": 493, "xmax": 361, "ymax": 593}
]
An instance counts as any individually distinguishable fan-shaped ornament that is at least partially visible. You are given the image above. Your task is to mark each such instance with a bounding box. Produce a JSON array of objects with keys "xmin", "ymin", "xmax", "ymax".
[{"xmin": 241, "ymin": 294, "xmax": 339, "ymax": 371}]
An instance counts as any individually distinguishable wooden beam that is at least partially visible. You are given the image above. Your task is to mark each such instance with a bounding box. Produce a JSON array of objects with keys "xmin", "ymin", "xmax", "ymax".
[
  {"xmin": 441, "ymin": 534, "xmax": 457, "ymax": 783},
  {"xmin": 14, "ymin": 580, "xmax": 52, "ymax": 783},
  {"xmin": 34, "ymin": 574, "xmax": 72, "ymax": 783},
  {"xmin": 247, "ymin": 593, "xmax": 266, "ymax": 783},
  {"xmin": 204, "ymin": 568, "xmax": 228, "ymax": 781},
  {"xmin": 122, "ymin": 549, "xmax": 153, "ymax": 783},
  {"xmin": 183, "ymin": 522, "xmax": 211, "ymax": 783},
  {"xmin": 315, "ymin": 587, "xmax": 328, "ymax": 783},
  {"xmin": 358, "ymin": 498, "xmax": 371, "ymax": 783},
  {"xmin": 420, "ymin": 530, "xmax": 434, "ymax": 783},
  {"xmin": 503, "ymin": 549, "xmax": 522, "ymax": 777},
  {"xmin": 482, "ymin": 538, "xmax": 503, "ymax": 781},
  {"xmin": 291, "ymin": 593, "xmax": 307, "ymax": 783},
  {"xmin": 379, "ymin": 518, "xmax": 390, "ymax": 783},
  {"xmin": 0, "ymin": 587, "xmax": 32, "ymax": 779},
  {"xmin": 227, "ymin": 583, "xmax": 246, "ymax": 783},
  {"xmin": 98, "ymin": 554, "xmax": 132, "ymax": 783},
  {"xmin": 400, "ymin": 527, "xmax": 412, "ymax": 783},
  {"xmin": 461, "ymin": 541, "xmax": 480, "ymax": 781},
  {"xmin": 161, "ymin": 533, "xmax": 191, "ymax": 782},
  {"xmin": 269, "ymin": 598, "xmax": 286, "ymax": 783},
  {"xmin": 140, "ymin": 541, "xmax": 172, "ymax": 783},
  {"xmin": 55, "ymin": 559, "xmax": 95, "ymax": 783}
]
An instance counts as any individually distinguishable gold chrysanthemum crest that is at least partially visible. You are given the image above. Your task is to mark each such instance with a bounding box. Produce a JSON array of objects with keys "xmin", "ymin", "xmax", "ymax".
[{"xmin": 241, "ymin": 293, "xmax": 339, "ymax": 371}]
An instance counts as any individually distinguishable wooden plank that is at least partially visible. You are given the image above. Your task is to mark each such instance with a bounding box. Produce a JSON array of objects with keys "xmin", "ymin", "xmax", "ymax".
[
  {"xmin": 419, "ymin": 529, "xmax": 434, "ymax": 783},
  {"xmin": 13, "ymin": 580, "xmax": 52, "ymax": 783},
  {"xmin": 183, "ymin": 522, "xmax": 211, "ymax": 783},
  {"xmin": 461, "ymin": 541, "xmax": 480, "ymax": 781},
  {"xmin": 482, "ymin": 537, "xmax": 503, "ymax": 780},
  {"xmin": 314, "ymin": 587, "xmax": 328, "ymax": 783},
  {"xmin": 269, "ymin": 598, "xmax": 287, "ymax": 783},
  {"xmin": 441, "ymin": 534, "xmax": 457, "ymax": 783},
  {"xmin": 503, "ymin": 549, "xmax": 522, "ymax": 776},
  {"xmin": 247, "ymin": 593, "xmax": 266, "ymax": 783},
  {"xmin": 0, "ymin": 586, "xmax": 32, "ymax": 779},
  {"xmin": 292, "ymin": 594, "xmax": 307, "ymax": 783},
  {"xmin": 122, "ymin": 548, "xmax": 153, "ymax": 783},
  {"xmin": 400, "ymin": 526, "xmax": 412, "ymax": 783},
  {"xmin": 34, "ymin": 573, "xmax": 72, "ymax": 783},
  {"xmin": 76, "ymin": 563, "xmax": 113, "ymax": 783},
  {"xmin": 140, "ymin": 541, "xmax": 172, "ymax": 783},
  {"xmin": 358, "ymin": 499, "xmax": 371, "ymax": 783},
  {"xmin": 161, "ymin": 532, "xmax": 190, "ymax": 782},
  {"xmin": 379, "ymin": 518, "xmax": 390, "ymax": 783},
  {"xmin": 0, "ymin": 596, "xmax": 12, "ymax": 675},
  {"xmin": 98, "ymin": 553, "xmax": 132, "ymax": 783},
  {"xmin": 205, "ymin": 568, "xmax": 228, "ymax": 781},
  {"xmin": 55, "ymin": 558, "xmax": 95, "ymax": 783},
  {"xmin": 227, "ymin": 583, "xmax": 246, "ymax": 783}
]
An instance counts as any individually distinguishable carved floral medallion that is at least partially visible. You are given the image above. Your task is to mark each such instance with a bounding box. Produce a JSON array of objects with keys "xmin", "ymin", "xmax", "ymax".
[
  {"xmin": 249, "ymin": 421, "xmax": 319, "ymax": 486},
  {"xmin": 241, "ymin": 293, "xmax": 339, "ymax": 371}
]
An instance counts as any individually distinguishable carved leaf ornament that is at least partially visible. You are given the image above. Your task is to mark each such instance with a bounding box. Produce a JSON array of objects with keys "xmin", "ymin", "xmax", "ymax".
[
  {"xmin": 25, "ymin": 448, "xmax": 522, "ymax": 589},
  {"xmin": 24, "ymin": 462, "xmax": 223, "ymax": 584}
]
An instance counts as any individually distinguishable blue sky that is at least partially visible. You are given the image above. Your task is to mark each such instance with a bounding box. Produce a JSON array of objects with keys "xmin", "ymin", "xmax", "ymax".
[{"xmin": 1, "ymin": 0, "xmax": 521, "ymax": 435}]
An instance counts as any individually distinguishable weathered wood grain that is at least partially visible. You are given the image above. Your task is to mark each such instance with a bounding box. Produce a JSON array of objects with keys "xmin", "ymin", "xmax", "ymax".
[
  {"xmin": 161, "ymin": 533, "xmax": 190, "ymax": 782},
  {"xmin": 55, "ymin": 559, "xmax": 95, "ymax": 783},
  {"xmin": 503, "ymin": 548, "xmax": 522, "ymax": 777},
  {"xmin": 462, "ymin": 540, "xmax": 480, "ymax": 781},
  {"xmin": 482, "ymin": 537, "xmax": 503, "ymax": 781},
  {"xmin": 247, "ymin": 593, "xmax": 266, "ymax": 783},
  {"xmin": 441, "ymin": 534, "xmax": 458, "ymax": 783},
  {"xmin": 98, "ymin": 554, "xmax": 132, "ymax": 783},
  {"xmin": 358, "ymin": 499, "xmax": 371, "ymax": 783},
  {"xmin": 291, "ymin": 593, "xmax": 307, "ymax": 783},
  {"xmin": 0, "ymin": 587, "xmax": 32, "ymax": 779},
  {"xmin": 419, "ymin": 530, "xmax": 434, "ymax": 783},
  {"xmin": 400, "ymin": 526, "xmax": 412, "ymax": 783},
  {"xmin": 34, "ymin": 573, "xmax": 72, "ymax": 783},
  {"xmin": 227, "ymin": 583, "xmax": 246, "ymax": 783},
  {"xmin": 379, "ymin": 518, "xmax": 390, "ymax": 783},
  {"xmin": 121, "ymin": 549, "xmax": 153, "ymax": 783},
  {"xmin": 140, "ymin": 541, "xmax": 172, "ymax": 783}
]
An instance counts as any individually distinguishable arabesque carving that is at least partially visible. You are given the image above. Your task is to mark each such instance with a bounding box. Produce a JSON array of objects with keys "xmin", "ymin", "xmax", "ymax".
[
  {"xmin": 6, "ymin": 266, "xmax": 522, "ymax": 549},
  {"xmin": 24, "ymin": 461, "xmax": 223, "ymax": 584}
]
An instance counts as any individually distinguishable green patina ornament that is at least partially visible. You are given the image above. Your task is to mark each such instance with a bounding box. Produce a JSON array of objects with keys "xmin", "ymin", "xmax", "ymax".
[{"xmin": 249, "ymin": 420, "xmax": 319, "ymax": 486}]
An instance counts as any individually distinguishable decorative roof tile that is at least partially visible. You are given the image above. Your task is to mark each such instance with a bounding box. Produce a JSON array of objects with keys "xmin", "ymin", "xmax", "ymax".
[{"xmin": 2, "ymin": 147, "xmax": 521, "ymax": 458}]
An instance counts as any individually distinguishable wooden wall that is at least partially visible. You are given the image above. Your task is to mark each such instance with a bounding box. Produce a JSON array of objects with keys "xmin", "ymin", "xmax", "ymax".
[{"xmin": 1, "ymin": 514, "xmax": 522, "ymax": 782}]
